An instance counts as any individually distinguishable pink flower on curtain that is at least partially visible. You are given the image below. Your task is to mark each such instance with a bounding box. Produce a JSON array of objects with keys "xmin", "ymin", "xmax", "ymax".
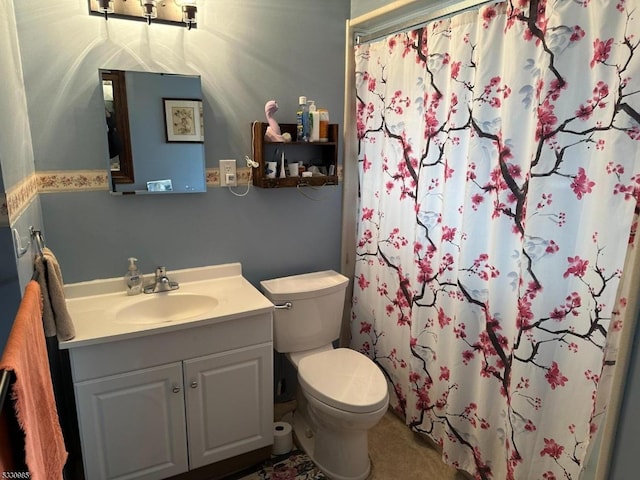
[
  {"xmin": 540, "ymin": 438, "xmax": 565, "ymax": 459},
  {"xmin": 361, "ymin": 207, "xmax": 374, "ymax": 221},
  {"xmin": 545, "ymin": 362, "xmax": 569, "ymax": 389},
  {"xmin": 590, "ymin": 38, "xmax": 614, "ymax": 68},
  {"xmin": 437, "ymin": 307, "xmax": 452, "ymax": 328},
  {"xmin": 536, "ymin": 99, "xmax": 558, "ymax": 141},
  {"xmin": 358, "ymin": 274, "xmax": 370, "ymax": 290},
  {"xmin": 360, "ymin": 322, "xmax": 372, "ymax": 334},
  {"xmin": 362, "ymin": 155, "xmax": 372, "ymax": 172},
  {"xmin": 575, "ymin": 103, "xmax": 594, "ymax": 120},
  {"xmin": 482, "ymin": 7, "xmax": 497, "ymax": 28},
  {"xmin": 563, "ymin": 256, "xmax": 589, "ymax": 278},
  {"xmin": 570, "ymin": 26, "xmax": 586, "ymax": 42},
  {"xmin": 451, "ymin": 61, "xmax": 462, "ymax": 79},
  {"xmin": 570, "ymin": 167, "xmax": 596, "ymax": 199}
]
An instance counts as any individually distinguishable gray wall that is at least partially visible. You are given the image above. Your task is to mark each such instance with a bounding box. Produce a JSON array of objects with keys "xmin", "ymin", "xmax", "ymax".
[
  {"xmin": 351, "ymin": 0, "xmax": 395, "ymax": 18},
  {"xmin": 0, "ymin": 1, "xmax": 34, "ymax": 189},
  {"xmin": 40, "ymin": 189, "xmax": 342, "ymax": 287},
  {"xmin": 7, "ymin": 0, "xmax": 349, "ymax": 293},
  {"xmin": 0, "ymin": 0, "xmax": 44, "ymax": 351}
]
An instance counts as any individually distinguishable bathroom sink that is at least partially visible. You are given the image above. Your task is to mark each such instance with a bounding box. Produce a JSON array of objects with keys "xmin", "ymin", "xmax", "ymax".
[
  {"xmin": 61, "ymin": 263, "xmax": 276, "ymax": 348},
  {"xmin": 115, "ymin": 293, "xmax": 218, "ymax": 324}
]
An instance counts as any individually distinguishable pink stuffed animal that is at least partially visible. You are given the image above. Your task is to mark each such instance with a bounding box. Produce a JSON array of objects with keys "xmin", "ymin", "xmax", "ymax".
[{"xmin": 264, "ymin": 100, "xmax": 290, "ymax": 142}]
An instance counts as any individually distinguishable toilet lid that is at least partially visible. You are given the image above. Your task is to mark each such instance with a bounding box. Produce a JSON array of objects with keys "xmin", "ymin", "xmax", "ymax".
[{"xmin": 298, "ymin": 348, "xmax": 389, "ymax": 414}]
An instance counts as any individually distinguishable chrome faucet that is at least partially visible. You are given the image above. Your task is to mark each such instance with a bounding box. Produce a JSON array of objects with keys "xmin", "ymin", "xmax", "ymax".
[{"xmin": 144, "ymin": 266, "xmax": 179, "ymax": 294}]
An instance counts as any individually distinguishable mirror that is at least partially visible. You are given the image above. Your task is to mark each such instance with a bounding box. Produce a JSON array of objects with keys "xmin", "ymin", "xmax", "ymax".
[{"xmin": 100, "ymin": 69, "xmax": 206, "ymax": 194}]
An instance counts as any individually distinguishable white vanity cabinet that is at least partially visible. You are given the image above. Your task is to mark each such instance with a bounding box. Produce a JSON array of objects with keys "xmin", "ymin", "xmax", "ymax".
[
  {"xmin": 68, "ymin": 312, "xmax": 273, "ymax": 480},
  {"xmin": 74, "ymin": 362, "xmax": 189, "ymax": 479},
  {"xmin": 183, "ymin": 344, "xmax": 273, "ymax": 469}
]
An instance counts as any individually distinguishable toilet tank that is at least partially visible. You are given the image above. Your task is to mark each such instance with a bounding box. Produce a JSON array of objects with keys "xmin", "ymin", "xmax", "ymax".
[{"xmin": 260, "ymin": 271, "xmax": 349, "ymax": 353}]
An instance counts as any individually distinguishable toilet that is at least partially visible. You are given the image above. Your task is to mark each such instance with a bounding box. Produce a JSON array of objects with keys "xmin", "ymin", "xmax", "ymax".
[{"xmin": 261, "ymin": 271, "xmax": 389, "ymax": 480}]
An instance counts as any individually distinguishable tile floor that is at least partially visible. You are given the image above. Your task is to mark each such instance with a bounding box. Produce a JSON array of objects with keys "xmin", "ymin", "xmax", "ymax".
[
  {"xmin": 368, "ymin": 410, "xmax": 469, "ymax": 480},
  {"xmin": 274, "ymin": 401, "xmax": 470, "ymax": 480}
]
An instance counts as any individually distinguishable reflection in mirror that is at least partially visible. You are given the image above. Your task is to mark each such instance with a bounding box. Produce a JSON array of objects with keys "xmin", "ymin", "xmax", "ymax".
[
  {"xmin": 102, "ymin": 71, "xmax": 134, "ymax": 185},
  {"xmin": 99, "ymin": 69, "xmax": 207, "ymax": 194}
]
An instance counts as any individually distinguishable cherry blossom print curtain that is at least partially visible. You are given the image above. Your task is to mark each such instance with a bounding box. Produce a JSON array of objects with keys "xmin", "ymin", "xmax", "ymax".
[{"xmin": 351, "ymin": 1, "xmax": 640, "ymax": 478}]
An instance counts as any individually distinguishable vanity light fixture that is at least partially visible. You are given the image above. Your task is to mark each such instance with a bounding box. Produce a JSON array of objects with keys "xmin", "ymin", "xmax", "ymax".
[
  {"xmin": 140, "ymin": 0, "xmax": 157, "ymax": 25},
  {"xmin": 88, "ymin": 0, "xmax": 198, "ymax": 28},
  {"xmin": 97, "ymin": 0, "xmax": 114, "ymax": 20},
  {"xmin": 175, "ymin": 0, "xmax": 197, "ymax": 30}
]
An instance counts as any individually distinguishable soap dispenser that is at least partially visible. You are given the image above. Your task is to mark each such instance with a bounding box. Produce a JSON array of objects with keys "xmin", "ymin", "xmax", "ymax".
[{"xmin": 124, "ymin": 257, "xmax": 144, "ymax": 295}]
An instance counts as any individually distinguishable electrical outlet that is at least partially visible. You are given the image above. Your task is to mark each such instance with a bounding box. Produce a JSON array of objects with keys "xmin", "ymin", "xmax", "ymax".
[{"xmin": 219, "ymin": 159, "xmax": 237, "ymax": 187}]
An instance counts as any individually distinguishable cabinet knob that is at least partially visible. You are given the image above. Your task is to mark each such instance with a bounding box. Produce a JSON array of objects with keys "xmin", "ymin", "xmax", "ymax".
[
  {"xmin": 190, "ymin": 381, "xmax": 198, "ymax": 389},
  {"xmin": 172, "ymin": 386, "xmax": 181, "ymax": 393}
]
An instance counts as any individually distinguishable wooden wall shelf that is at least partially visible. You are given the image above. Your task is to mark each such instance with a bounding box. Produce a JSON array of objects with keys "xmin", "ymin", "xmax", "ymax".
[{"xmin": 251, "ymin": 122, "xmax": 339, "ymax": 188}]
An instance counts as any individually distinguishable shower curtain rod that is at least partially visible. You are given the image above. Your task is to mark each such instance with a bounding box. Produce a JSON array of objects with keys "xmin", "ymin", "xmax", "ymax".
[{"xmin": 352, "ymin": 0, "xmax": 495, "ymax": 45}]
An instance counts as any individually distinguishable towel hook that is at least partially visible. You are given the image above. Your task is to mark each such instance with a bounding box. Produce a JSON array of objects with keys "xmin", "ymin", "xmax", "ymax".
[
  {"xmin": 11, "ymin": 226, "xmax": 45, "ymax": 259},
  {"xmin": 12, "ymin": 228, "xmax": 31, "ymax": 259}
]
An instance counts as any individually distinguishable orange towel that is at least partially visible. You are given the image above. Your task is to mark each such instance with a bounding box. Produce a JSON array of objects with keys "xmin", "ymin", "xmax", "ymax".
[{"xmin": 0, "ymin": 281, "xmax": 67, "ymax": 479}]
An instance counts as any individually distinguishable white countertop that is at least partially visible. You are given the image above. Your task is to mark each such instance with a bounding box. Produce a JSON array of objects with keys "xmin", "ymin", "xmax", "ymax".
[{"xmin": 59, "ymin": 263, "xmax": 274, "ymax": 349}]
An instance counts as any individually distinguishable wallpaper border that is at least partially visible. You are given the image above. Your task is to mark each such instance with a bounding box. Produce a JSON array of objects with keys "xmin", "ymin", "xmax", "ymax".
[{"xmin": 2, "ymin": 166, "xmax": 342, "ymax": 226}]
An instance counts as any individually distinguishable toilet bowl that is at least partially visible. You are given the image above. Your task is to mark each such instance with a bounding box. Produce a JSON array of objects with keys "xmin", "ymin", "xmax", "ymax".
[
  {"xmin": 260, "ymin": 271, "xmax": 389, "ymax": 480},
  {"xmin": 291, "ymin": 347, "xmax": 389, "ymax": 480}
]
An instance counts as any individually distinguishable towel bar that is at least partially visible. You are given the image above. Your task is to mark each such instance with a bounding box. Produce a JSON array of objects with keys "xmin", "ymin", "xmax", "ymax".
[
  {"xmin": 29, "ymin": 226, "xmax": 45, "ymax": 256},
  {"xmin": 0, "ymin": 369, "xmax": 13, "ymax": 413}
]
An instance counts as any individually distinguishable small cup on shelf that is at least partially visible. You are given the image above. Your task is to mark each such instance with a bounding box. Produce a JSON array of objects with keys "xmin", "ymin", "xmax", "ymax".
[
  {"xmin": 288, "ymin": 162, "xmax": 299, "ymax": 177},
  {"xmin": 266, "ymin": 162, "xmax": 277, "ymax": 179}
]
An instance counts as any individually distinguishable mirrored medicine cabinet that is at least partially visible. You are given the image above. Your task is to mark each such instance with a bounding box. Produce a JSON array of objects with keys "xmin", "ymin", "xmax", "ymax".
[{"xmin": 100, "ymin": 69, "xmax": 206, "ymax": 195}]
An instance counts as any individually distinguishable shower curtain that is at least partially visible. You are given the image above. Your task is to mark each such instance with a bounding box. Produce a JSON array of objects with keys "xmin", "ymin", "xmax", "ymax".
[{"xmin": 351, "ymin": 1, "xmax": 640, "ymax": 478}]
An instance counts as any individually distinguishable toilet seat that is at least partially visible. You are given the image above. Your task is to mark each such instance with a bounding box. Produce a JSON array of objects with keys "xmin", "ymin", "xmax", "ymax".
[{"xmin": 297, "ymin": 348, "xmax": 388, "ymax": 414}]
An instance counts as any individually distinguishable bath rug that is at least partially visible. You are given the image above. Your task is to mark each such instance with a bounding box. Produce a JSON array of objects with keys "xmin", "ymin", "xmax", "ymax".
[{"xmin": 230, "ymin": 450, "xmax": 327, "ymax": 480}]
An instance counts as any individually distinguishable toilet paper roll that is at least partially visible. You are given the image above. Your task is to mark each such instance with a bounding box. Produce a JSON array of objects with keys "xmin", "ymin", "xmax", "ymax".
[{"xmin": 272, "ymin": 421, "xmax": 293, "ymax": 455}]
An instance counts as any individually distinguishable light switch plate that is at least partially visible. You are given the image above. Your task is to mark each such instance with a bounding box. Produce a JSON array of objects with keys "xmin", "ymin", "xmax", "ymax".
[{"xmin": 219, "ymin": 159, "xmax": 237, "ymax": 187}]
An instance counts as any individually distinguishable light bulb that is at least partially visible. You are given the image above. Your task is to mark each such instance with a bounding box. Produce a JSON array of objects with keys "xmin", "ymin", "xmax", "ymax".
[
  {"xmin": 98, "ymin": 0, "xmax": 114, "ymax": 20},
  {"xmin": 140, "ymin": 0, "xmax": 158, "ymax": 24},
  {"xmin": 175, "ymin": 0, "xmax": 197, "ymax": 29}
]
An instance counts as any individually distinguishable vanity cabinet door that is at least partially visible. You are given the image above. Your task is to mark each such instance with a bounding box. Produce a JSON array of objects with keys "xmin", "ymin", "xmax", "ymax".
[
  {"xmin": 75, "ymin": 362, "xmax": 188, "ymax": 480},
  {"xmin": 183, "ymin": 343, "xmax": 274, "ymax": 469}
]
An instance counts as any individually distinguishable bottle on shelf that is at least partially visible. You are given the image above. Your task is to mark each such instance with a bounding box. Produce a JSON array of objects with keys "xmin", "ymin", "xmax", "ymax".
[
  {"xmin": 319, "ymin": 108, "xmax": 329, "ymax": 142},
  {"xmin": 308, "ymin": 100, "xmax": 320, "ymax": 142},
  {"xmin": 296, "ymin": 96, "xmax": 309, "ymax": 142}
]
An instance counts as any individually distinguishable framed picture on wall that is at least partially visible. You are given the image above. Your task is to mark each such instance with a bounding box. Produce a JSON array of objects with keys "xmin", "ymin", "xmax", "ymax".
[{"xmin": 163, "ymin": 98, "xmax": 204, "ymax": 143}]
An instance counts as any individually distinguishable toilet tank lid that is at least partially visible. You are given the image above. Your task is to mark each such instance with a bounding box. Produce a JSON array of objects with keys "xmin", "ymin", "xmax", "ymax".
[{"xmin": 260, "ymin": 270, "xmax": 349, "ymax": 300}]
